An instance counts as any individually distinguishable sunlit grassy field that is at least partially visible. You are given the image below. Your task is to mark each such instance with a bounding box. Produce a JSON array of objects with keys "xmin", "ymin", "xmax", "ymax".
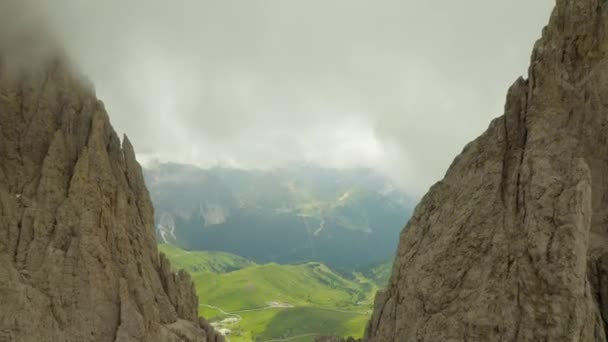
[{"xmin": 160, "ymin": 244, "xmax": 380, "ymax": 341}]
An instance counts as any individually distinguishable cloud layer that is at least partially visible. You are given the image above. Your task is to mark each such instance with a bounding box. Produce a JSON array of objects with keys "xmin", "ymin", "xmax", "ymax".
[{"xmin": 11, "ymin": 0, "xmax": 554, "ymax": 194}]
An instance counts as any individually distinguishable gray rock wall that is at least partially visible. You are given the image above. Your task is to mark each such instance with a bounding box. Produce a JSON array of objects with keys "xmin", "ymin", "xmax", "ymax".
[
  {"xmin": 366, "ymin": 1, "xmax": 608, "ymax": 341},
  {"xmin": 0, "ymin": 58, "xmax": 221, "ymax": 342}
]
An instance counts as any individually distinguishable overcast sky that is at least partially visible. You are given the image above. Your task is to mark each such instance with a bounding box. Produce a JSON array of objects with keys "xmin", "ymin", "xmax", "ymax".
[{"xmin": 17, "ymin": 0, "xmax": 554, "ymax": 194}]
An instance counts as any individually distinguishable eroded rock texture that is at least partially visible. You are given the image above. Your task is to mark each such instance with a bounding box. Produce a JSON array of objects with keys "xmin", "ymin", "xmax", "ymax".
[
  {"xmin": 0, "ymin": 58, "xmax": 222, "ymax": 341},
  {"xmin": 366, "ymin": 1, "xmax": 608, "ymax": 341}
]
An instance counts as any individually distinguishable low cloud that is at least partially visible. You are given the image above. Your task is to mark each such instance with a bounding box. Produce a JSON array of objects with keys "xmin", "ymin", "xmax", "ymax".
[{"xmin": 6, "ymin": 0, "xmax": 554, "ymax": 194}]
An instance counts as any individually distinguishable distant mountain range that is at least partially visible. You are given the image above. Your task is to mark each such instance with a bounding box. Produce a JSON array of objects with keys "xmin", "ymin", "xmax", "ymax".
[{"xmin": 144, "ymin": 163, "xmax": 414, "ymax": 271}]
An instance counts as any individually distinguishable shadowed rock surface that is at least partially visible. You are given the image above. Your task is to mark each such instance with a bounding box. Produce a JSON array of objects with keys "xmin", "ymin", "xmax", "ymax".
[
  {"xmin": 0, "ymin": 57, "xmax": 222, "ymax": 340},
  {"xmin": 363, "ymin": 1, "xmax": 608, "ymax": 341}
]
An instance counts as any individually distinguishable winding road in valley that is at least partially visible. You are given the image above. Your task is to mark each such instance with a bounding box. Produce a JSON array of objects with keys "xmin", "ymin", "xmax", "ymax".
[{"xmin": 200, "ymin": 304, "xmax": 242, "ymax": 320}]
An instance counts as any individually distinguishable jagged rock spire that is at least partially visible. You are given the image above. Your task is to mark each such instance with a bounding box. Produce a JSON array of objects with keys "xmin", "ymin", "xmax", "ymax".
[
  {"xmin": 0, "ymin": 58, "xmax": 222, "ymax": 341},
  {"xmin": 365, "ymin": 1, "xmax": 608, "ymax": 341}
]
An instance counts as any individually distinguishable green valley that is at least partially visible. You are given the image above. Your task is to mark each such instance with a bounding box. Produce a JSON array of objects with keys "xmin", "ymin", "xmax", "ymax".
[
  {"xmin": 161, "ymin": 244, "xmax": 382, "ymax": 342},
  {"xmin": 148, "ymin": 164, "xmax": 408, "ymax": 341}
]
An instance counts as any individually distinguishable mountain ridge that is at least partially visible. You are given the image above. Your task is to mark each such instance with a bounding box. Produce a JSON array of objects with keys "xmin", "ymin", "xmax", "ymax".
[
  {"xmin": 363, "ymin": 1, "xmax": 608, "ymax": 341},
  {"xmin": 145, "ymin": 162, "xmax": 413, "ymax": 271},
  {"xmin": 0, "ymin": 55, "xmax": 220, "ymax": 341}
]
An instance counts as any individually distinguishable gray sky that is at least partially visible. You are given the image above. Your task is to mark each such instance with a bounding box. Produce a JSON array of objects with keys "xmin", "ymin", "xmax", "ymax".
[{"xmin": 21, "ymin": 0, "xmax": 553, "ymax": 194}]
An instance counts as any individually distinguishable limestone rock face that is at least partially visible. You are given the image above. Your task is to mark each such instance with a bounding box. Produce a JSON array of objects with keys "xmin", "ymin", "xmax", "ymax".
[
  {"xmin": 0, "ymin": 58, "xmax": 220, "ymax": 341},
  {"xmin": 366, "ymin": 1, "xmax": 608, "ymax": 341}
]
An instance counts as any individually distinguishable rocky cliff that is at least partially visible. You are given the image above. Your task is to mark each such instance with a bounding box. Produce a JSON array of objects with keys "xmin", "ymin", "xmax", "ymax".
[
  {"xmin": 365, "ymin": 1, "xmax": 608, "ymax": 341},
  {"xmin": 0, "ymin": 56, "xmax": 221, "ymax": 341}
]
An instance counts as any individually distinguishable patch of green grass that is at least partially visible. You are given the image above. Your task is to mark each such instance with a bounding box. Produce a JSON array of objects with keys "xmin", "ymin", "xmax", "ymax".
[
  {"xmin": 260, "ymin": 307, "xmax": 367, "ymax": 341},
  {"xmin": 194, "ymin": 262, "xmax": 374, "ymax": 314},
  {"xmin": 198, "ymin": 304, "xmax": 225, "ymax": 320},
  {"xmin": 221, "ymin": 308, "xmax": 367, "ymax": 342},
  {"xmin": 161, "ymin": 244, "xmax": 377, "ymax": 341},
  {"xmin": 158, "ymin": 243, "xmax": 255, "ymax": 273},
  {"xmin": 365, "ymin": 259, "xmax": 393, "ymax": 287},
  {"xmin": 228, "ymin": 309, "xmax": 281, "ymax": 341}
]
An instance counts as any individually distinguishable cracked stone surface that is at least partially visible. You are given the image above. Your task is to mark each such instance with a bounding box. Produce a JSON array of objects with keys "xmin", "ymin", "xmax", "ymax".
[
  {"xmin": 0, "ymin": 56, "xmax": 223, "ymax": 342},
  {"xmin": 364, "ymin": 1, "xmax": 608, "ymax": 341}
]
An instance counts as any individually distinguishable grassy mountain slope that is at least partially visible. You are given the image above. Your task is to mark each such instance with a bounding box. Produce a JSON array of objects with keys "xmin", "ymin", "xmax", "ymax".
[
  {"xmin": 359, "ymin": 259, "xmax": 394, "ymax": 287},
  {"xmin": 162, "ymin": 244, "xmax": 376, "ymax": 341},
  {"xmin": 158, "ymin": 244, "xmax": 255, "ymax": 273},
  {"xmin": 194, "ymin": 262, "xmax": 373, "ymax": 312},
  {"xmin": 224, "ymin": 308, "xmax": 368, "ymax": 342}
]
